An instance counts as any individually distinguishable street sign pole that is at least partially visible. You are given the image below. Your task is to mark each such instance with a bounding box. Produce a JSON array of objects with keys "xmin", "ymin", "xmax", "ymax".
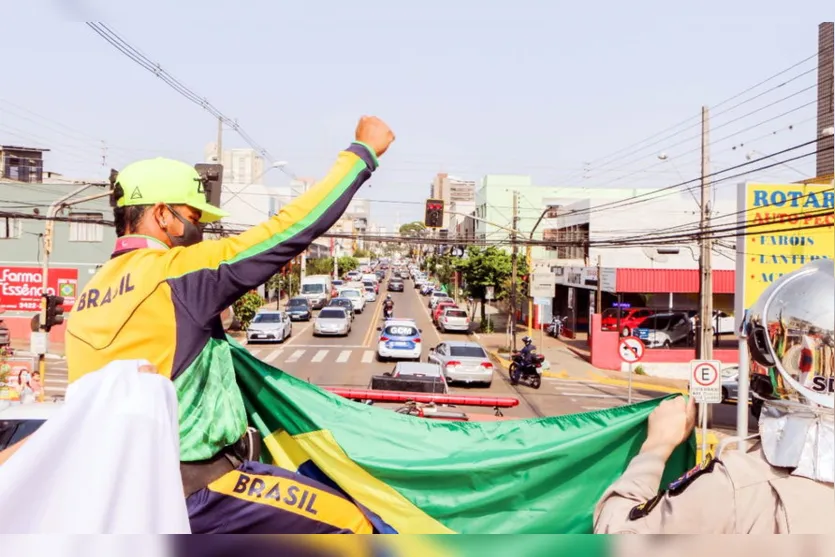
[
  {"xmin": 618, "ymin": 336, "xmax": 646, "ymax": 405},
  {"xmin": 689, "ymin": 359, "xmax": 722, "ymax": 462}
]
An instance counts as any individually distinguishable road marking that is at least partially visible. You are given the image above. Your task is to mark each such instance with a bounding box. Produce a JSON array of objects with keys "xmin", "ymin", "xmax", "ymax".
[
  {"xmin": 286, "ymin": 350, "xmax": 305, "ymax": 363},
  {"xmin": 264, "ymin": 349, "xmax": 284, "ymax": 363},
  {"xmin": 312, "ymin": 350, "xmax": 328, "ymax": 363},
  {"xmin": 336, "ymin": 350, "xmax": 351, "ymax": 363},
  {"xmin": 363, "ymin": 296, "xmax": 385, "ymax": 347},
  {"xmin": 556, "ymin": 392, "xmax": 620, "ymax": 399},
  {"xmin": 284, "ymin": 322, "xmax": 313, "ymax": 346},
  {"xmin": 272, "ymin": 344, "xmax": 367, "ymax": 348},
  {"xmin": 361, "ymin": 350, "xmax": 374, "ymax": 363}
]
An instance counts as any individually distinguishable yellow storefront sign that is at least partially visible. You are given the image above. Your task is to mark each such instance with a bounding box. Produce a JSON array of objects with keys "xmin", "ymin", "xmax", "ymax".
[{"xmin": 736, "ymin": 182, "xmax": 835, "ymax": 312}]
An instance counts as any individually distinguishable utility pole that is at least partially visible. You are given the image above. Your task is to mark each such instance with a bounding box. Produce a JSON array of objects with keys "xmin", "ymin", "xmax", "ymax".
[
  {"xmin": 216, "ymin": 116, "xmax": 223, "ymax": 164},
  {"xmin": 596, "ymin": 255, "xmax": 602, "ymax": 314},
  {"xmin": 698, "ymin": 105, "xmax": 714, "ymax": 427},
  {"xmin": 510, "ymin": 191, "xmax": 519, "ymax": 351}
]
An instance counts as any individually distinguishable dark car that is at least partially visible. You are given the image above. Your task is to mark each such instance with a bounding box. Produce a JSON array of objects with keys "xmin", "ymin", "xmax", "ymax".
[
  {"xmin": 388, "ymin": 279, "xmax": 404, "ymax": 292},
  {"xmin": 328, "ymin": 297, "xmax": 356, "ymax": 320},
  {"xmin": 285, "ymin": 297, "xmax": 312, "ymax": 321}
]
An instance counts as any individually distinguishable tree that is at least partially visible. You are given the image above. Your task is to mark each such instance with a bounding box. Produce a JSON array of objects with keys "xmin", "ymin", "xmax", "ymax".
[
  {"xmin": 454, "ymin": 246, "xmax": 528, "ymax": 325},
  {"xmin": 233, "ymin": 290, "xmax": 265, "ymax": 330},
  {"xmin": 338, "ymin": 256, "xmax": 359, "ymax": 274},
  {"xmin": 399, "ymin": 221, "xmax": 426, "ymax": 237}
]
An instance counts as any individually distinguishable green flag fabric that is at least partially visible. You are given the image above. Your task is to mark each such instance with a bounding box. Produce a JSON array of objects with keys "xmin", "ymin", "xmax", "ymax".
[{"xmin": 231, "ymin": 339, "xmax": 695, "ymax": 534}]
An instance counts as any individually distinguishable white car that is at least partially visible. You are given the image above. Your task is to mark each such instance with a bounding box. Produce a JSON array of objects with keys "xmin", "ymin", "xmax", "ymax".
[
  {"xmin": 364, "ymin": 287, "xmax": 377, "ymax": 302},
  {"xmin": 339, "ymin": 288, "xmax": 366, "ymax": 314},
  {"xmin": 246, "ymin": 310, "xmax": 292, "ymax": 343},
  {"xmin": 376, "ymin": 319, "xmax": 423, "ymax": 362},
  {"xmin": 313, "ymin": 307, "xmax": 352, "ymax": 337}
]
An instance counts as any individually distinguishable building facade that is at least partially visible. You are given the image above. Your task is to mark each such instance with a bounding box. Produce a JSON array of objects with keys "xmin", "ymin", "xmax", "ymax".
[
  {"xmin": 430, "ymin": 173, "xmax": 476, "ymax": 230},
  {"xmin": 0, "ymin": 179, "xmax": 115, "ymax": 343},
  {"xmin": 1, "ymin": 145, "xmax": 49, "ymax": 183}
]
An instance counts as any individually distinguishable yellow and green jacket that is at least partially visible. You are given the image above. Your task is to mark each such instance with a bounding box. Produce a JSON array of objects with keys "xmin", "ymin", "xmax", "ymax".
[{"xmin": 66, "ymin": 142, "xmax": 379, "ymax": 461}]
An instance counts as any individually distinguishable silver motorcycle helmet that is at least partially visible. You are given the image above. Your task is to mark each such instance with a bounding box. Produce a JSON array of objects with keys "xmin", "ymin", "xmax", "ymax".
[{"xmin": 739, "ymin": 259, "xmax": 835, "ymax": 414}]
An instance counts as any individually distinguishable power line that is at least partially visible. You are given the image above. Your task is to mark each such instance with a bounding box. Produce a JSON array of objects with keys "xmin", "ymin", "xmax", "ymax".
[
  {"xmin": 560, "ymin": 53, "xmax": 819, "ymax": 183},
  {"xmin": 85, "ymin": 23, "xmax": 290, "ymax": 173}
]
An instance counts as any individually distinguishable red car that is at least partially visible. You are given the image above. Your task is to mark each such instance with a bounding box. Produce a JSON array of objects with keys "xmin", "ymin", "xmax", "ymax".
[
  {"xmin": 432, "ymin": 301, "xmax": 457, "ymax": 323},
  {"xmin": 601, "ymin": 308, "xmax": 656, "ymax": 337}
]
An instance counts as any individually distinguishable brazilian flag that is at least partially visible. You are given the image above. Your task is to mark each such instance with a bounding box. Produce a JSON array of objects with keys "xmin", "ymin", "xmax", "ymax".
[{"xmin": 232, "ymin": 340, "xmax": 694, "ymax": 534}]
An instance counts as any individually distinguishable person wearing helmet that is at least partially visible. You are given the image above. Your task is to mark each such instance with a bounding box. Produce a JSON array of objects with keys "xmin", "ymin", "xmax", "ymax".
[
  {"xmin": 593, "ymin": 259, "xmax": 834, "ymax": 533},
  {"xmin": 519, "ymin": 335, "xmax": 536, "ymax": 366},
  {"xmin": 383, "ymin": 294, "xmax": 394, "ymax": 318},
  {"xmin": 65, "ymin": 116, "xmax": 395, "ymax": 534}
]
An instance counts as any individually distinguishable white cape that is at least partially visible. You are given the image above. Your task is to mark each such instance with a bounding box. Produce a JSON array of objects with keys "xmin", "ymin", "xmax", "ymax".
[{"xmin": 0, "ymin": 360, "xmax": 190, "ymax": 534}]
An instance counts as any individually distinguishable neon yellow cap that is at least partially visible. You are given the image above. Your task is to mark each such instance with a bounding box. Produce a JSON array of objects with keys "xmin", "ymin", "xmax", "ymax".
[{"xmin": 115, "ymin": 157, "xmax": 229, "ymax": 224}]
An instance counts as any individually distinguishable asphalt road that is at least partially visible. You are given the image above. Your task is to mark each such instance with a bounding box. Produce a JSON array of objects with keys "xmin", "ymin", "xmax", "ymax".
[{"xmin": 244, "ymin": 274, "xmax": 671, "ymax": 419}]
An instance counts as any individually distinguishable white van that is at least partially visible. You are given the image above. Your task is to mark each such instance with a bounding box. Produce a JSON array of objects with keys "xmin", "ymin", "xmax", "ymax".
[{"xmin": 300, "ymin": 275, "xmax": 332, "ymax": 309}]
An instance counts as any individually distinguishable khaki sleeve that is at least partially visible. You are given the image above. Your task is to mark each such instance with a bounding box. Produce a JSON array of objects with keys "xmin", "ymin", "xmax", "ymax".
[{"xmin": 594, "ymin": 453, "xmax": 737, "ymax": 534}]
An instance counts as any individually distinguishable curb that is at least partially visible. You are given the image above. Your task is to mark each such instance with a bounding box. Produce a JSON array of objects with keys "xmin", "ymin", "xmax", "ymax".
[{"xmin": 486, "ymin": 350, "xmax": 685, "ymax": 394}]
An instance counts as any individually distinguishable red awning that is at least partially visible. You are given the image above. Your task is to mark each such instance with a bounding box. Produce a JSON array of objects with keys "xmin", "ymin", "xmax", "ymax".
[{"xmin": 614, "ymin": 268, "xmax": 735, "ymax": 294}]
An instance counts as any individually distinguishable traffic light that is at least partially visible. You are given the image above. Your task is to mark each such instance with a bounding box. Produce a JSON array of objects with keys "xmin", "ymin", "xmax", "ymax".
[
  {"xmin": 424, "ymin": 198, "xmax": 444, "ymax": 228},
  {"xmin": 43, "ymin": 294, "xmax": 65, "ymax": 332}
]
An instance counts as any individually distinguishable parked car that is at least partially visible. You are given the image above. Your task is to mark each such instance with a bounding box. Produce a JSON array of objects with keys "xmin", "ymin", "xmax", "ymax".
[
  {"xmin": 247, "ymin": 310, "xmax": 292, "ymax": 343},
  {"xmin": 313, "ymin": 307, "xmax": 352, "ymax": 337},
  {"xmin": 376, "ymin": 319, "xmax": 423, "ymax": 362},
  {"xmin": 427, "ymin": 341, "xmax": 494, "ymax": 387},
  {"xmin": 388, "ymin": 279, "xmax": 404, "ymax": 292},
  {"xmin": 720, "ymin": 365, "xmax": 754, "ymax": 403},
  {"xmin": 438, "ymin": 308, "xmax": 470, "ymax": 333},
  {"xmin": 284, "ymin": 297, "xmax": 312, "ymax": 321},
  {"xmin": 601, "ymin": 308, "xmax": 656, "ymax": 337},
  {"xmin": 339, "ymin": 288, "xmax": 366, "ymax": 314},
  {"xmin": 633, "ymin": 312, "xmax": 691, "ymax": 348},
  {"xmin": 328, "ymin": 297, "xmax": 355, "ymax": 320},
  {"xmin": 432, "ymin": 301, "xmax": 458, "ymax": 323},
  {"xmin": 429, "ymin": 294, "xmax": 453, "ymax": 310}
]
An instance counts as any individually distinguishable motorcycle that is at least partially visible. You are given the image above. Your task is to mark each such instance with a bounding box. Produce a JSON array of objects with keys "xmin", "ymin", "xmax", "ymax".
[
  {"xmin": 546, "ymin": 316, "xmax": 566, "ymax": 338},
  {"xmin": 509, "ymin": 351, "xmax": 544, "ymax": 389},
  {"xmin": 383, "ymin": 306, "xmax": 394, "ymax": 319}
]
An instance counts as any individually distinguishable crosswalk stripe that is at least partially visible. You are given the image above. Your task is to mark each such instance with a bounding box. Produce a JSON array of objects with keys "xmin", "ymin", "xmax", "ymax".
[
  {"xmin": 312, "ymin": 350, "xmax": 328, "ymax": 363},
  {"xmin": 265, "ymin": 349, "xmax": 284, "ymax": 363},
  {"xmin": 336, "ymin": 350, "xmax": 351, "ymax": 363},
  {"xmin": 361, "ymin": 350, "xmax": 374, "ymax": 363},
  {"xmin": 286, "ymin": 350, "xmax": 305, "ymax": 363}
]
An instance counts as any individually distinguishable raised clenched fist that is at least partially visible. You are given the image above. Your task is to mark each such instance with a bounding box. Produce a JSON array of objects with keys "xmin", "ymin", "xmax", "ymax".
[{"xmin": 355, "ymin": 116, "xmax": 395, "ymax": 158}]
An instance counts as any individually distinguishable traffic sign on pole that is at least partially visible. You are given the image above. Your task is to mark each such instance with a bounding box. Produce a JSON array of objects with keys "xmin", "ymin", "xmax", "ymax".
[
  {"xmin": 618, "ymin": 336, "xmax": 645, "ymax": 363},
  {"xmin": 689, "ymin": 360, "xmax": 722, "ymax": 404}
]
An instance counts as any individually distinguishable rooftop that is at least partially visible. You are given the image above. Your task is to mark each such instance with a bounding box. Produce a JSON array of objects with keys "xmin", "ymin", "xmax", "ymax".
[{"xmin": 0, "ymin": 145, "xmax": 51, "ymax": 153}]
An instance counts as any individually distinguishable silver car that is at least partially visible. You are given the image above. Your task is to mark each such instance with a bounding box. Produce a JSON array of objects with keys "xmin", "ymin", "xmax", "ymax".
[
  {"xmin": 313, "ymin": 307, "xmax": 351, "ymax": 337},
  {"xmin": 427, "ymin": 341, "xmax": 494, "ymax": 387},
  {"xmin": 247, "ymin": 311, "xmax": 292, "ymax": 343},
  {"xmin": 428, "ymin": 292, "xmax": 451, "ymax": 309},
  {"xmin": 438, "ymin": 307, "xmax": 470, "ymax": 333},
  {"xmin": 364, "ymin": 286, "xmax": 377, "ymax": 302}
]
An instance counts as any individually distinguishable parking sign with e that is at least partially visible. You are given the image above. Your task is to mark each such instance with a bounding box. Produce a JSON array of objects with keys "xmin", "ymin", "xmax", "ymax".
[{"xmin": 689, "ymin": 360, "xmax": 722, "ymax": 404}]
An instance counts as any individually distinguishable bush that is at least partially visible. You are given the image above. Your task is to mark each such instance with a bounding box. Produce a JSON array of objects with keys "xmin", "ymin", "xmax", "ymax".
[
  {"xmin": 233, "ymin": 290, "xmax": 265, "ymax": 330},
  {"xmin": 633, "ymin": 365, "xmax": 646, "ymax": 375}
]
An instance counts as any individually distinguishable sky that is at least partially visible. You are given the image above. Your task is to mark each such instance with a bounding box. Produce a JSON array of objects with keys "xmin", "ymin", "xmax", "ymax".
[{"xmin": 0, "ymin": 1, "xmax": 830, "ymax": 230}]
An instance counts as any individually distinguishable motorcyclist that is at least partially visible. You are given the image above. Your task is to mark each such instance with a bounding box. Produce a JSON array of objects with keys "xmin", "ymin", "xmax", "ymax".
[
  {"xmin": 518, "ymin": 336, "xmax": 537, "ymax": 367},
  {"xmin": 383, "ymin": 295, "xmax": 394, "ymax": 317},
  {"xmin": 594, "ymin": 259, "xmax": 834, "ymax": 533},
  {"xmin": 64, "ymin": 116, "xmax": 395, "ymax": 534}
]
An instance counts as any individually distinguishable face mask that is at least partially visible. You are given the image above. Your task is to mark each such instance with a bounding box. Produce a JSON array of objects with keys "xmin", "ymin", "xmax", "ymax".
[{"xmin": 162, "ymin": 205, "xmax": 203, "ymax": 247}]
